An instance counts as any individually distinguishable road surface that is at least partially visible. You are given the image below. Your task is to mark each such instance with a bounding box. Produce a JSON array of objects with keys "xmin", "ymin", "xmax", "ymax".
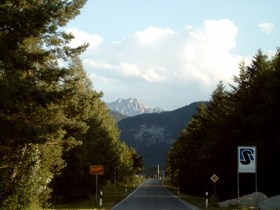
[{"xmin": 111, "ymin": 179, "xmax": 199, "ymax": 210}]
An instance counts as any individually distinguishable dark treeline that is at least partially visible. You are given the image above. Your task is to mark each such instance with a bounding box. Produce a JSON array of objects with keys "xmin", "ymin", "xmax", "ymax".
[
  {"xmin": 0, "ymin": 1, "xmax": 143, "ymax": 209},
  {"xmin": 166, "ymin": 50, "xmax": 280, "ymax": 201}
]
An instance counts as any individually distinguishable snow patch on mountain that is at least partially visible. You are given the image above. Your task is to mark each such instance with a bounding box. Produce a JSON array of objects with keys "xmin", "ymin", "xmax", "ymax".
[{"xmin": 107, "ymin": 98, "xmax": 164, "ymax": 116}]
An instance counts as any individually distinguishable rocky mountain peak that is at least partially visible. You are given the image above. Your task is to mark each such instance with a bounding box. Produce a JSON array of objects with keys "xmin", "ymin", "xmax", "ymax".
[{"xmin": 107, "ymin": 98, "xmax": 164, "ymax": 116}]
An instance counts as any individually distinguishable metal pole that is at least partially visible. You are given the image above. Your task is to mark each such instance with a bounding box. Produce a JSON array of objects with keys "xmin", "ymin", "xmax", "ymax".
[
  {"xmin": 214, "ymin": 182, "xmax": 216, "ymax": 200},
  {"xmin": 159, "ymin": 164, "xmax": 160, "ymax": 179},
  {"xmin": 237, "ymin": 147, "xmax": 240, "ymax": 206},
  {"xmin": 255, "ymin": 146, "xmax": 258, "ymax": 207},
  {"xmin": 255, "ymin": 172, "xmax": 258, "ymax": 207},
  {"xmin": 114, "ymin": 167, "xmax": 116, "ymax": 193},
  {"xmin": 96, "ymin": 175, "xmax": 98, "ymax": 204}
]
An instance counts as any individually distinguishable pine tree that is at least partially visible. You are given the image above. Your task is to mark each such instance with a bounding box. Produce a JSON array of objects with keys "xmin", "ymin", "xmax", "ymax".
[
  {"xmin": 50, "ymin": 99, "xmax": 143, "ymax": 203},
  {"xmin": 166, "ymin": 49, "xmax": 280, "ymax": 199},
  {"xmin": 0, "ymin": 1, "xmax": 102, "ymax": 208}
]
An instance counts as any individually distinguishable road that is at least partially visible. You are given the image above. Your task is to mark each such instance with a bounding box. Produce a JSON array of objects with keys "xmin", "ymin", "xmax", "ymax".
[{"xmin": 111, "ymin": 179, "xmax": 199, "ymax": 210}]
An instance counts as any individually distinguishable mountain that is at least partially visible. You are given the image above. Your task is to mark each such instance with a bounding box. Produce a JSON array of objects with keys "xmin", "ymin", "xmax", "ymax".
[
  {"xmin": 109, "ymin": 110, "xmax": 128, "ymax": 123},
  {"xmin": 117, "ymin": 101, "xmax": 205, "ymax": 167},
  {"xmin": 107, "ymin": 98, "xmax": 164, "ymax": 116}
]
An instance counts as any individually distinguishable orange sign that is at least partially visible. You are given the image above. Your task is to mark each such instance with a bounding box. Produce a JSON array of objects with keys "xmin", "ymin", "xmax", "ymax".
[
  {"xmin": 210, "ymin": 174, "xmax": 219, "ymax": 183},
  {"xmin": 90, "ymin": 165, "xmax": 104, "ymax": 175}
]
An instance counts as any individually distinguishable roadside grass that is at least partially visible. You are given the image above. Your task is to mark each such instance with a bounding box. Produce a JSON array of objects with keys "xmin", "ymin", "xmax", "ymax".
[
  {"xmin": 164, "ymin": 184, "xmax": 235, "ymax": 210},
  {"xmin": 45, "ymin": 177, "xmax": 145, "ymax": 210},
  {"xmin": 164, "ymin": 185, "xmax": 216, "ymax": 210},
  {"xmin": 45, "ymin": 178, "xmax": 234, "ymax": 210}
]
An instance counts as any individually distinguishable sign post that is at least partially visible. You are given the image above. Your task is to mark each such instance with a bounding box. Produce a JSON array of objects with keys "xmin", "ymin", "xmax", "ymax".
[
  {"xmin": 237, "ymin": 146, "xmax": 257, "ymax": 206},
  {"xmin": 157, "ymin": 164, "xmax": 160, "ymax": 179},
  {"xmin": 96, "ymin": 175, "xmax": 98, "ymax": 204},
  {"xmin": 90, "ymin": 165, "xmax": 104, "ymax": 205},
  {"xmin": 210, "ymin": 174, "xmax": 219, "ymax": 200}
]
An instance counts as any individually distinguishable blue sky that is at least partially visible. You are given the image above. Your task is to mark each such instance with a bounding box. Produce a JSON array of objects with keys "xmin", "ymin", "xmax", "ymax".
[{"xmin": 65, "ymin": 0, "xmax": 279, "ymax": 110}]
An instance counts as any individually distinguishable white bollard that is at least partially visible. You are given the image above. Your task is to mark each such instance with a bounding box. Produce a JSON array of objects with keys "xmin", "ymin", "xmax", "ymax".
[
  {"xmin": 99, "ymin": 191, "xmax": 103, "ymax": 207},
  {"xmin": 206, "ymin": 191, "xmax": 208, "ymax": 208},
  {"xmin": 125, "ymin": 185, "xmax": 127, "ymax": 193}
]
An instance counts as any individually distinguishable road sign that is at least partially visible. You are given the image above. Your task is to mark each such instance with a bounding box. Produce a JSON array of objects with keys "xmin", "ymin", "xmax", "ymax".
[
  {"xmin": 210, "ymin": 174, "xmax": 219, "ymax": 200},
  {"xmin": 238, "ymin": 146, "xmax": 256, "ymax": 173},
  {"xmin": 237, "ymin": 146, "xmax": 257, "ymax": 205},
  {"xmin": 210, "ymin": 174, "xmax": 219, "ymax": 183},
  {"xmin": 90, "ymin": 165, "xmax": 104, "ymax": 175}
]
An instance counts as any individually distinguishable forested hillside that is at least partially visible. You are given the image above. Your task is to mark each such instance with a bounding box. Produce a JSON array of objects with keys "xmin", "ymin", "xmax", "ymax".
[
  {"xmin": 117, "ymin": 102, "xmax": 202, "ymax": 166},
  {"xmin": 0, "ymin": 1, "xmax": 142, "ymax": 209},
  {"xmin": 110, "ymin": 110, "xmax": 128, "ymax": 122},
  {"xmin": 166, "ymin": 50, "xmax": 280, "ymax": 201}
]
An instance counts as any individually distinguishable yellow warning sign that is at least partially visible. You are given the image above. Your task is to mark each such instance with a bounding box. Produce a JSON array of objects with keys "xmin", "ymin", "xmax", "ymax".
[{"xmin": 90, "ymin": 165, "xmax": 104, "ymax": 175}]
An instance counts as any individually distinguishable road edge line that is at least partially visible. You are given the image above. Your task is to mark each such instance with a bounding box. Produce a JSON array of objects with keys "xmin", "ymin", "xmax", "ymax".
[
  {"xmin": 111, "ymin": 179, "xmax": 148, "ymax": 210},
  {"xmin": 162, "ymin": 181, "xmax": 201, "ymax": 210}
]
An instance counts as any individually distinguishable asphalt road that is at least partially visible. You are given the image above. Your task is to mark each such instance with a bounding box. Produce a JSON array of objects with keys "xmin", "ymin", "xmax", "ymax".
[{"xmin": 111, "ymin": 179, "xmax": 199, "ymax": 210}]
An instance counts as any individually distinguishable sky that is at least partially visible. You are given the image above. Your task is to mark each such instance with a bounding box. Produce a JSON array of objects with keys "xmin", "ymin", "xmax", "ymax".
[{"xmin": 65, "ymin": 0, "xmax": 279, "ymax": 110}]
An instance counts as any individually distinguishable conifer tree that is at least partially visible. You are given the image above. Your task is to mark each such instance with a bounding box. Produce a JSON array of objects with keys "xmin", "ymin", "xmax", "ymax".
[
  {"xmin": 51, "ymin": 99, "xmax": 143, "ymax": 203},
  {"xmin": 0, "ymin": 1, "xmax": 102, "ymax": 208},
  {"xmin": 166, "ymin": 49, "xmax": 280, "ymax": 199}
]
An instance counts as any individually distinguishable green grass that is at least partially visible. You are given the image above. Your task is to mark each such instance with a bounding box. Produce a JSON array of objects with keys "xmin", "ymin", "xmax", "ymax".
[
  {"xmin": 164, "ymin": 184, "xmax": 234, "ymax": 210},
  {"xmin": 45, "ymin": 178, "xmax": 233, "ymax": 210}
]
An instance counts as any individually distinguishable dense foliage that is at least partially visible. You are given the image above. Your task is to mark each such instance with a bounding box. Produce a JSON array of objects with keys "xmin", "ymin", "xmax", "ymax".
[
  {"xmin": 166, "ymin": 50, "xmax": 280, "ymax": 200},
  {"xmin": 110, "ymin": 110, "xmax": 128, "ymax": 123},
  {"xmin": 51, "ymin": 101, "xmax": 144, "ymax": 203},
  {"xmin": 0, "ymin": 1, "xmax": 142, "ymax": 209}
]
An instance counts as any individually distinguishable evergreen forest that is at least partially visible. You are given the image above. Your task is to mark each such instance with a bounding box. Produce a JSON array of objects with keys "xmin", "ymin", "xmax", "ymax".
[
  {"xmin": 0, "ymin": 1, "xmax": 143, "ymax": 209},
  {"xmin": 166, "ymin": 50, "xmax": 280, "ymax": 201}
]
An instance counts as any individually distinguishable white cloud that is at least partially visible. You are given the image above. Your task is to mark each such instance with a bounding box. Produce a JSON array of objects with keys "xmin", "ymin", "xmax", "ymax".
[
  {"xmin": 119, "ymin": 62, "xmax": 142, "ymax": 77},
  {"xmin": 185, "ymin": 25, "xmax": 193, "ymax": 31},
  {"xmin": 83, "ymin": 59, "xmax": 116, "ymax": 70},
  {"xmin": 84, "ymin": 59, "xmax": 141, "ymax": 78},
  {"xmin": 180, "ymin": 19, "xmax": 239, "ymax": 88},
  {"xmin": 65, "ymin": 28, "xmax": 103, "ymax": 49},
  {"xmin": 259, "ymin": 23, "xmax": 275, "ymax": 34},
  {"xmin": 67, "ymin": 19, "xmax": 243, "ymax": 109},
  {"xmin": 142, "ymin": 68, "xmax": 167, "ymax": 82},
  {"xmin": 135, "ymin": 26, "xmax": 175, "ymax": 44}
]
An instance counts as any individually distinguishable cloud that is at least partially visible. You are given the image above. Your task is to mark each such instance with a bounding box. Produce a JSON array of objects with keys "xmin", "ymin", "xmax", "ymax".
[
  {"xmin": 181, "ymin": 19, "xmax": 239, "ymax": 86},
  {"xmin": 258, "ymin": 22, "xmax": 275, "ymax": 34},
  {"xmin": 67, "ymin": 19, "xmax": 242, "ymax": 109},
  {"xmin": 65, "ymin": 28, "xmax": 103, "ymax": 49},
  {"xmin": 135, "ymin": 26, "xmax": 175, "ymax": 45}
]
